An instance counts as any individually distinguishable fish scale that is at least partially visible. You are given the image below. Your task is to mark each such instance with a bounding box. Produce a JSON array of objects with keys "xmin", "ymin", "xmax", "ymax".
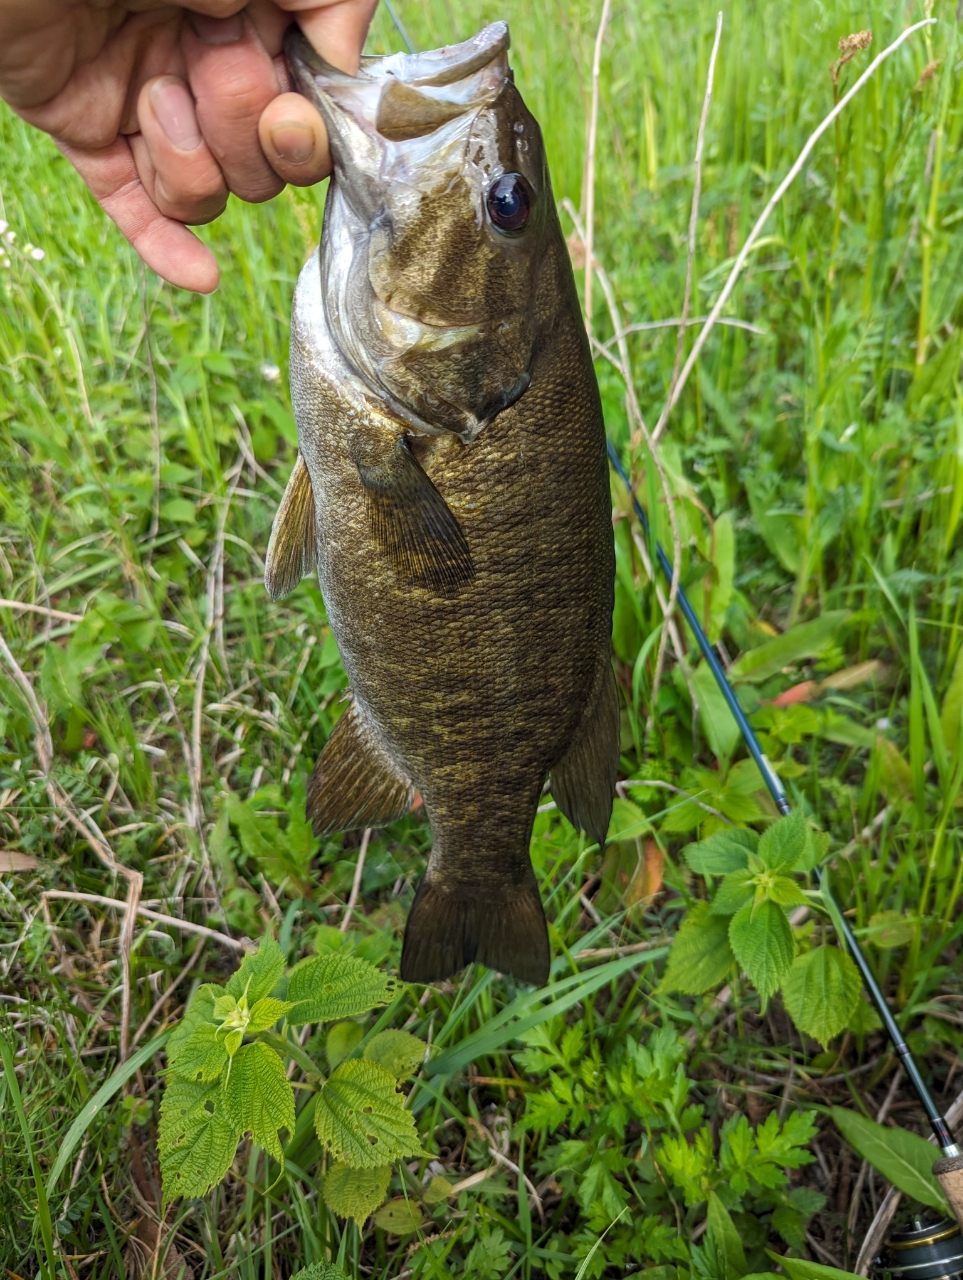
[{"xmin": 267, "ymin": 21, "xmax": 618, "ymax": 985}]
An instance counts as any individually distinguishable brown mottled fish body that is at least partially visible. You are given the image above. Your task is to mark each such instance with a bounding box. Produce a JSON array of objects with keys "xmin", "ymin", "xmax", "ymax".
[{"xmin": 272, "ymin": 23, "xmax": 617, "ymax": 986}]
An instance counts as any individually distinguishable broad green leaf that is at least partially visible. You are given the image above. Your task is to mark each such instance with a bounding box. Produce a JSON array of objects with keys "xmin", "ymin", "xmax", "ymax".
[
  {"xmin": 757, "ymin": 809, "xmax": 807, "ymax": 870},
  {"xmin": 288, "ymin": 953, "xmax": 401, "ymax": 1025},
  {"xmin": 323, "ymin": 1160, "xmax": 390, "ymax": 1221},
  {"xmin": 691, "ymin": 660, "xmax": 743, "ymax": 760},
  {"xmin": 223, "ymin": 1041, "xmax": 295, "ymax": 1162},
  {"xmin": 166, "ymin": 984, "xmax": 224, "ymax": 1077},
  {"xmin": 364, "ymin": 1030, "xmax": 427, "ymax": 1079},
  {"xmin": 685, "ymin": 828, "xmax": 757, "ymax": 875},
  {"xmin": 710, "ymin": 869, "xmax": 755, "ymax": 916},
  {"xmin": 326, "ymin": 1020, "xmax": 365, "ymax": 1070},
  {"xmin": 729, "ymin": 612, "xmax": 849, "ymax": 685},
  {"xmin": 847, "ymin": 994, "xmax": 883, "ymax": 1035},
  {"xmin": 167, "ymin": 1021, "xmax": 228, "ymax": 1083},
  {"xmin": 729, "ymin": 899, "xmax": 794, "ymax": 1004},
  {"xmin": 158, "ymin": 1077, "xmax": 240, "ymax": 1205},
  {"xmin": 771, "ymin": 1250, "xmax": 865, "ymax": 1280},
  {"xmin": 374, "ymin": 1197, "xmax": 424, "ymax": 1235},
  {"xmin": 867, "ymin": 910, "xmax": 916, "ymax": 949},
  {"xmin": 40, "ymin": 643, "xmax": 83, "ymax": 713},
  {"xmin": 423, "ymin": 1175, "xmax": 454, "ymax": 1205},
  {"xmin": 780, "ymin": 947, "xmax": 860, "ymax": 1046},
  {"xmin": 940, "ymin": 642, "xmax": 963, "ymax": 753},
  {"xmin": 247, "ymin": 997, "xmax": 295, "ymax": 1033},
  {"xmin": 830, "ymin": 1108, "xmax": 947, "ymax": 1211},
  {"xmin": 707, "ymin": 1190, "xmax": 747, "ymax": 1280},
  {"xmin": 315, "ymin": 1059, "xmax": 421, "ymax": 1168},
  {"xmin": 659, "ymin": 902, "xmax": 734, "ymax": 995},
  {"xmin": 227, "ymin": 935, "xmax": 285, "ymax": 1003}
]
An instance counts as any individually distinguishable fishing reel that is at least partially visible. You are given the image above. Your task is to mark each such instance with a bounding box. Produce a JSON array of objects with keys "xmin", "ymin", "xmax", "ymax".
[{"xmin": 876, "ymin": 1211, "xmax": 963, "ymax": 1280}]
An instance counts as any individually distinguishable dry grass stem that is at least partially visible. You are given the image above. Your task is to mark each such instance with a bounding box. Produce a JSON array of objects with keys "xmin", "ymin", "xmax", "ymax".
[
  {"xmin": 654, "ymin": 17, "xmax": 935, "ymax": 441},
  {"xmin": 42, "ymin": 890, "xmax": 249, "ymax": 952},
  {"xmin": 0, "ymin": 623, "xmax": 144, "ymax": 1059},
  {"xmin": 341, "ymin": 826, "xmax": 372, "ymax": 933},
  {"xmin": 0, "ymin": 598, "xmax": 84, "ymax": 623},
  {"xmin": 582, "ymin": 0, "xmax": 613, "ymax": 337},
  {"xmin": 663, "ymin": 11, "xmax": 724, "ymax": 425}
]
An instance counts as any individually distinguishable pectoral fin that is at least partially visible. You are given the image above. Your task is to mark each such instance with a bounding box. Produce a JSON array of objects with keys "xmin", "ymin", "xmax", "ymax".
[
  {"xmin": 550, "ymin": 663, "xmax": 620, "ymax": 848},
  {"xmin": 265, "ymin": 453, "xmax": 317, "ymax": 601},
  {"xmin": 307, "ymin": 698, "xmax": 415, "ymax": 835},
  {"xmin": 357, "ymin": 436, "xmax": 474, "ymax": 597}
]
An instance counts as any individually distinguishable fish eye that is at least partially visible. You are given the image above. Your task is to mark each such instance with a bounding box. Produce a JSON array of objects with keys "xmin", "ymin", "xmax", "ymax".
[{"xmin": 486, "ymin": 173, "xmax": 533, "ymax": 234}]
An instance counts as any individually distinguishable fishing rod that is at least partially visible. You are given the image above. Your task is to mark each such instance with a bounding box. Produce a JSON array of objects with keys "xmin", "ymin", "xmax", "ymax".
[{"xmin": 606, "ymin": 441, "xmax": 963, "ymax": 1217}]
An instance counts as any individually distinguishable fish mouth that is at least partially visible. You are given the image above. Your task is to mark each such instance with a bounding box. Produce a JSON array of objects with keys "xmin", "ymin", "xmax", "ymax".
[{"xmin": 284, "ymin": 22, "xmax": 510, "ymax": 146}]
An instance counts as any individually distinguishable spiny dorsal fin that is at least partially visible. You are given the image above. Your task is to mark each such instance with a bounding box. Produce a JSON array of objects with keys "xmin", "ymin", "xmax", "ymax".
[
  {"xmin": 307, "ymin": 698, "xmax": 415, "ymax": 835},
  {"xmin": 357, "ymin": 436, "xmax": 475, "ymax": 598},
  {"xmin": 550, "ymin": 662, "xmax": 619, "ymax": 849},
  {"xmin": 265, "ymin": 453, "xmax": 317, "ymax": 601}
]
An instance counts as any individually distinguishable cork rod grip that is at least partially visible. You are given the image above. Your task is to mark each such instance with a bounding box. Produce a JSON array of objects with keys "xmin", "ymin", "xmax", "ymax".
[{"xmin": 933, "ymin": 1154, "xmax": 963, "ymax": 1229}]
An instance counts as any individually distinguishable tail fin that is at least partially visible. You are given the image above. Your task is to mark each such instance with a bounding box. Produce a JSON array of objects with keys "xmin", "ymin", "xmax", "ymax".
[{"xmin": 400, "ymin": 879, "xmax": 549, "ymax": 986}]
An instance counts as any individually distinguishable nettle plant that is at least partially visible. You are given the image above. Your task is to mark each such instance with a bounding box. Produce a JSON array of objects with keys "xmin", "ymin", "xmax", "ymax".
[
  {"xmin": 660, "ymin": 808, "xmax": 867, "ymax": 1046},
  {"xmin": 158, "ymin": 935, "xmax": 426, "ymax": 1220}
]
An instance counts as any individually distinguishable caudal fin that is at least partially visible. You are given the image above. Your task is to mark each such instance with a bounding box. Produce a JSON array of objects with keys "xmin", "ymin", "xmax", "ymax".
[{"xmin": 400, "ymin": 879, "xmax": 550, "ymax": 986}]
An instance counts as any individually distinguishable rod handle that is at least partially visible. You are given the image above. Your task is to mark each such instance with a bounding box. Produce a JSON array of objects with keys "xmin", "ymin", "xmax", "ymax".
[{"xmin": 933, "ymin": 1154, "xmax": 963, "ymax": 1229}]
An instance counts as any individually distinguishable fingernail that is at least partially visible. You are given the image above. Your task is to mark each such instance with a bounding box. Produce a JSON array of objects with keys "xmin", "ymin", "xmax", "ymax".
[
  {"xmin": 151, "ymin": 79, "xmax": 202, "ymax": 150},
  {"xmin": 189, "ymin": 12, "xmax": 244, "ymax": 44},
  {"xmin": 270, "ymin": 121, "xmax": 316, "ymax": 165}
]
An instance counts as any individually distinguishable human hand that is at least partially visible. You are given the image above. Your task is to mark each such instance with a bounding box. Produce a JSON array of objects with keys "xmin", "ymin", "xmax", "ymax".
[{"xmin": 0, "ymin": 0, "xmax": 378, "ymax": 292}]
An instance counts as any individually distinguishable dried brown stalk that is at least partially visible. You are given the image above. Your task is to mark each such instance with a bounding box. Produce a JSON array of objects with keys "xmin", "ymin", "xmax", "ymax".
[
  {"xmin": 582, "ymin": 0, "xmax": 613, "ymax": 337},
  {"xmin": 0, "ymin": 624, "xmax": 143, "ymax": 1060}
]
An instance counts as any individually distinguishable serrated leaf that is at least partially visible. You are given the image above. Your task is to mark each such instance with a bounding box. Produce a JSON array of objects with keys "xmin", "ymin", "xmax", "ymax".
[
  {"xmin": 288, "ymin": 954, "xmax": 400, "ymax": 1025},
  {"xmin": 768, "ymin": 876, "xmax": 809, "ymax": 908},
  {"xmin": 167, "ymin": 1021, "xmax": 228, "ymax": 1083},
  {"xmin": 710, "ymin": 869, "xmax": 755, "ymax": 916},
  {"xmin": 247, "ymin": 997, "xmax": 295, "ymax": 1033},
  {"xmin": 224, "ymin": 1030, "xmax": 243, "ymax": 1058},
  {"xmin": 223, "ymin": 1042, "xmax": 295, "ymax": 1162},
  {"xmin": 757, "ymin": 809, "xmax": 807, "ymax": 870},
  {"xmin": 729, "ymin": 899, "xmax": 794, "ymax": 1004},
  {"xmin": 291, "ymin": 1264, "xmax": 352, "ymax": 1280},
  {"xmin": 781, "ymin": 947, "xmax": 861, "ymax": 1046},
  {"xmin": 685, "ymin": 828, "xmax": 757, "ymax": 874},
  {"xmin": 364, "ymin": 1030, "xmax": 427, "ymax": 1079},
  {"xmin": 771, "ymin": 1250, "xmax": 865, "ymax": 1280},
  {"xmin": 830, "ymin": 1108, "xmax": 947, "ymax": 1211},
  {"xmin": 158, "ymin": 1077, "xmax": 240, "ymax": 1205},
  {"xmin": 374, "ymin": 1197, "xmax": 424, "ymax": 1235},
  {"xmin": 323, "ymin": 1160, "xmax": 390, "ymax": 1221},
  {"xmin": 659, "ymin": 902, "xmax": 735, "ymax": 995},
  {"xmin": 166, "ymin": 984, "xmax": 223, "ymax": 1069},
  {"xmin": 315, "ymin": 1059, "xmax": 421, "ymax": 1168},
  {"xmin": 227, "ymin": 935, "xmax": 285, "ymax": 1003}
]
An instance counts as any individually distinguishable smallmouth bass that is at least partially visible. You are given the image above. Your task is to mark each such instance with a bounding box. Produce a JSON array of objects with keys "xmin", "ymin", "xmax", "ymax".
[{"xmin": 269, "ymin": 22, "xmax": 617, "ymax": 986}]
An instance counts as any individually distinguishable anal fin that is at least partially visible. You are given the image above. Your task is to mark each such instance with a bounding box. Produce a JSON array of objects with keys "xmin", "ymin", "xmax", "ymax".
[
  {"xmin": 400, "ymin": 879, "xmax": 549, "ymax": 986},
  {"xmin": 307, "ymin": 699, "xmax": 415, "ymax": 835},
  {"xmin": 265, "ymin": 453, "xmax": 318, "ymax": 601},
  {"xmin": 550, "ymin": 662, "xmax": 619, "ymax": 848},
  {"xmin": 358, "ymin": 436, "xmax": 474, "ymax": 597}
]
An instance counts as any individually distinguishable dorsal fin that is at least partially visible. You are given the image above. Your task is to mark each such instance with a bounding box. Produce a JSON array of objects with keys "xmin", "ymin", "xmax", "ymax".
[{"xmin": 265, "ymin": 453, "xmax": 317, "ymax": 601}]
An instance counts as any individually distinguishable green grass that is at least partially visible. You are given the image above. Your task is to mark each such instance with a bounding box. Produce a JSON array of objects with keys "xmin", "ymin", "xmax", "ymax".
[{"xmin": 2, "ymin": 0, "xmax": 963, "ymax": 1275}]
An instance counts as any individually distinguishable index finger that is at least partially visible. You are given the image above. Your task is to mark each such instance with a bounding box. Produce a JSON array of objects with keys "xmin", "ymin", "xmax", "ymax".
[{"xmin": 273, "ymin": 0, "xmax": 379, "ymax": 74}]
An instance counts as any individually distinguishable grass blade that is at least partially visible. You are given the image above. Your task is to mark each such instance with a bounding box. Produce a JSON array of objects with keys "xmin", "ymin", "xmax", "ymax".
[{"xmin": 0, "ymin": 1027, "xmax": 58, "ymax": 1279}]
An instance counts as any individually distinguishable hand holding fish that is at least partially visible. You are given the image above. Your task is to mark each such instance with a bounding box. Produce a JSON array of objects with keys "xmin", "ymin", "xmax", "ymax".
[{"xmin": 0, "ymin": 0, "xmax": 377, "ymax": 292}]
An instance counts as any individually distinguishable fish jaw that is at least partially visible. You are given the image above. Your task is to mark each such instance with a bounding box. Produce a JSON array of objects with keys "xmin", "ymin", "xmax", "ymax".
[{"xmin": 285, "ymin": 24, "xmax": 551, "ymax": 440}]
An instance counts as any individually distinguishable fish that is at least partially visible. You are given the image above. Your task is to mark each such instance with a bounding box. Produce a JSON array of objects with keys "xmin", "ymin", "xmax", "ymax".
[{"xmin": 267, "ymin": 21, "xmax": 618, "ymax": 986}]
